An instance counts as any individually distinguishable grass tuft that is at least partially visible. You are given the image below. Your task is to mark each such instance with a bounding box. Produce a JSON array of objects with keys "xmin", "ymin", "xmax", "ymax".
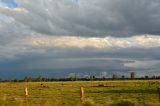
[
  {"xmin": 110, "ymin": 100, "xmax": 135, "ymax": 106},
  {"xmin": 83, "ymin": 99, "xmax": 96, "ymax": 106}
]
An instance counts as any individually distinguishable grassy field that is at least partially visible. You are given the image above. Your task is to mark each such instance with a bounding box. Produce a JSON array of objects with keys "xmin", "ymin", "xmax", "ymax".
[{"xmin": 0, "ymin": 80, "xmax": 160, "ymax": 106}]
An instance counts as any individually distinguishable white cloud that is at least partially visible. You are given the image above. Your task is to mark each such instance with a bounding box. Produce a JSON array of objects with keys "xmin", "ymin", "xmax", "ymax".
[
  {"xmin": 1, "ymin": 34, "xmax": 160, "ymax": 61},
  {"xmin": 133, "ymin": 35, "xmax": 160, "ymax": 47},
  {"xmin": 26, "ymin": 34, "xmax": 160, "ymax": 49},
  {"xmin": 28, "ymin": 36, "xmax": 111, "ymax": 49},
  {"xmin": 124, "ymin": 60, "xmax": 160, "ymax": 69}
]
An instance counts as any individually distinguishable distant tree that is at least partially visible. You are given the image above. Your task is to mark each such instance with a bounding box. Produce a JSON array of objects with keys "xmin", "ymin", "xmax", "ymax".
[
  {"xmin": 68, "ymin": 73, "xmax": 78, "ymax": 81},
  {"xmin": 74, "ymin": 73, "xmax": 78, "ymax": 81},
  {"xmin": 121, "ymin": 75, "xmax": 125, "ymax": 79},
  {"xmin": 24, "ymin": 76, "xmax": 28, "ymax": 82},
  {"xmin": 36, "ymin": 76, "xmax": 43, "ymax": 82},
  {"xmin": 145, "ymin": 75, "xmax": 149, "ymax": 79},
  {"xmin": 102, "ymin": 76, "xmax": 106, "ymax": 80},
  {"xmin": 13, "ymin": 79, "xmax": 19, "ymax": 82},
  {"xmin": 130, "ymin": 72, "xmax": 135, "ymax": 79},
  {"xmin": 112, "ymin": 74, "xmax": 118, "ymax": 80},
  {"xmin": 90, "ymin": 75, "xmax": 96, "ymax": 81},
  {"xmin": 151, "ymin": 75, "xmax": 156, "ymax": 79},
  {"xmin": 100, "ymin": 72, "xmax": 107, "ymax": 79},
  {"xmin": 24, "ymin": 76, "xmax": 32, "ymax": 82},
  {"xmin": 157, "ymin": 76, "xmax": 160, "ymax": 79}
]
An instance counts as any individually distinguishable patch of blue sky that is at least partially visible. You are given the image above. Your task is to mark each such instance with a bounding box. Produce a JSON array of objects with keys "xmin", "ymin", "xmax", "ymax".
[
  {"xmin": 72, "ymin": 0, "xmax": 80, "ymax": 6},
  {"xmin": 0, "ymin": 0, "xmax": 18, "ymax": 8}
]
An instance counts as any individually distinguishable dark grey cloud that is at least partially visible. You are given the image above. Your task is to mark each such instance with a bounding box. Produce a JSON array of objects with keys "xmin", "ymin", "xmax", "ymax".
[
  {"xmin": 0, "ymin": 0, "xmax": 160, "ymax": 79},
  {"xmin": 0, "ymin": 47, "xmax": 160, "ymax": 79},
  {"xmin": 0, "ymin": 0, "xmax": 160, "ymax": 37}
]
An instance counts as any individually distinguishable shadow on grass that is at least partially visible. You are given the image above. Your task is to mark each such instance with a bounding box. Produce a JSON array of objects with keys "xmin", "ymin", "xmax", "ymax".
[
  {"xmin": 110, "ymin": 100, "xmax": 135, "ymax": 106},
  {"xmin": 87, "ymin": 89, "xmax": 157, "ymax": 94}
]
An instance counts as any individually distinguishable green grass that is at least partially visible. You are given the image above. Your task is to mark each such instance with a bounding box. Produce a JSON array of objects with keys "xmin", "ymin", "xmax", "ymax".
[{"xmin": 0, "ymin": 80, "xmax": 160, "ymax": 106}]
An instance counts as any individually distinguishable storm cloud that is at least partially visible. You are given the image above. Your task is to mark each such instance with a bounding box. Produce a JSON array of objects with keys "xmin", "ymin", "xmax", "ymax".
[
  {"xmin": 0, "ymin": 0, "xmax": 160, "ymax": 37},
  {"xmin": 0, "ymin": 0, "xmax": 160, "ymax": 79}
]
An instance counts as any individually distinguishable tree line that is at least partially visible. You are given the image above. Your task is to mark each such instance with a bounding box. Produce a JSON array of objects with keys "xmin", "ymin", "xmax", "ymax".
[{"xmin": 0, "ymin": 72, "xmax": 160, "ymax": 82}]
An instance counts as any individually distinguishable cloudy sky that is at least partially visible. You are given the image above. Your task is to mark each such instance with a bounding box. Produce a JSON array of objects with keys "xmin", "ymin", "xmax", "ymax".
[{"xmin": 0, "ymin": 0, "xmax": 160, "ymax": 79}]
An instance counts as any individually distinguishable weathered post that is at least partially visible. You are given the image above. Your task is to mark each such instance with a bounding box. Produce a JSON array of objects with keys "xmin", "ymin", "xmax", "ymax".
[
  {"xmin": 80, "ymin": 86, "xmax": 84, "ymax": 102},
  {"xmin": 25, "ymin": 87, "xmax": 28, "ymax": 97},
  {"xmin": 23, "ymin": 87, "xmax": 29, "ymax": 105}
]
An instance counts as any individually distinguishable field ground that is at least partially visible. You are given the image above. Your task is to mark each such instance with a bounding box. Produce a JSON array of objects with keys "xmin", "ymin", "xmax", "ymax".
[{"xmin": 0, "ymin": 80, "xmax": 160, "ymax": 106}]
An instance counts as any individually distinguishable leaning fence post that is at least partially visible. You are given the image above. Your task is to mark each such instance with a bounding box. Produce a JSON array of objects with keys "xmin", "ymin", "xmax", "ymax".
[
  {"xmin": 80, "ymin": 86, "xmax": 84, "ymax": 102},
  {"xmin": 25, "ymin": 87, "xmax": 28, "ymax": 97}
]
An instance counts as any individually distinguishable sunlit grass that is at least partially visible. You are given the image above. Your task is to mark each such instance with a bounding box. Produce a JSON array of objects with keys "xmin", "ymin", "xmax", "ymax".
[{"xmin": 0, "ymin": 80, "xmax": 160, "ymax": 106}]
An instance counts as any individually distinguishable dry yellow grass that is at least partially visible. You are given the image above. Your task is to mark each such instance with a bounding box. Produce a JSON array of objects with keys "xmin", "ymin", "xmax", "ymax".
[{"xmin": 0, "ymin": 80, "xmax": 160, "ymax": 106}]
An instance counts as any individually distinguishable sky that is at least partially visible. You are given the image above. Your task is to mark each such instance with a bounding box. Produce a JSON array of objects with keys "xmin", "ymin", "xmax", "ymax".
[
  {"xmin": 0, "ymin": 0, "xmax": 160, "ymax": 79},
  {"xmin": 0, "ymin": 0, "xmax": 17, "ymax": 8}
]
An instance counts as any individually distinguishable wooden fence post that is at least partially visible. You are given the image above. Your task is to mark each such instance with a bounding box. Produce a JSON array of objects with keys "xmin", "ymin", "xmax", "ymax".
[
  {"xmin": 80, "ymin": 86, "xmax": 84, "ymax": 102},
  {"xmin": 25, "ymin": 87, "xmax": 28, "ymax": 97}
]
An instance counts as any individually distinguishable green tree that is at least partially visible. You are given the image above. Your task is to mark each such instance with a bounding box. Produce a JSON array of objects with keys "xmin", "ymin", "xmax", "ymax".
[
  {"xmin": 112, "ymin": 74, "xmax": 118, "ymax": 80},
  {"xmin": 130, "ymin": 72, "xmax": 135, "ymax": 79},
  {"xmin": 145, "ymin": 75, "xmax": 149, "ymax": 79},
  {"xmin": 121, "ymin": 75, "xmax": 125, "ymax": 79},
  {"xmin": 90, "ymin": 75, "xmax": 96, "ymax": 81}
]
